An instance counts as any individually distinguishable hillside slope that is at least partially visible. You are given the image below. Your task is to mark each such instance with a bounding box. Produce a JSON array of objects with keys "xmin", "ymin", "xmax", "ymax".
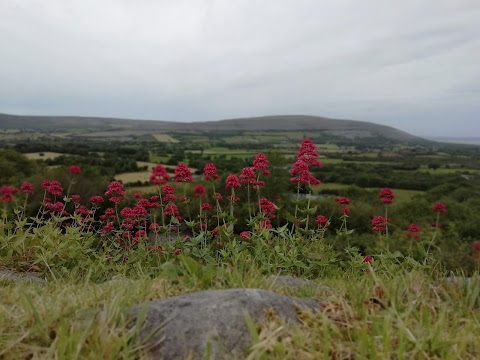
[{"xmin": 0, "ymin": 113, "xmax": 421, "ymax": 142}]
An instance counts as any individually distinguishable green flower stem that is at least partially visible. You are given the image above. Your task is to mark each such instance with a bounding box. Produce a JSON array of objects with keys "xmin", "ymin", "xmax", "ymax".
[
  {"xmin": 384, "ymin": 205, "xmax": 389, "ymax": 239},
  {"xmin": 305, "ymin": 192, "xmax": 311, "ymax": 231}
]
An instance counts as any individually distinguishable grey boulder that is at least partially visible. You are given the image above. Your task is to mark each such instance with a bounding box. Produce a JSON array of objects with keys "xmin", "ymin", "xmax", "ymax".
[
  {"xmin": 130, "ymin": 288, "xmax": 321, "ymax": 359},
  {"xmin": 0, "ymin": 268, "xmax": 45, "ymax": 284}
]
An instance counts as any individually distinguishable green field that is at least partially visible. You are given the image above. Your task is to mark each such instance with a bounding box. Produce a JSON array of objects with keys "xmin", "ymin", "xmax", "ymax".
[
  {"xmin": 201, "ymin": 147, "xmax": 258, "ymax": 159},
  {"xmin": 152, "ymin": 133, "xmax": 179, "ymax": 143},
  {"xmin": 24, "ymin": 152, "xmax": 68, "ymax": 160},
  {"xmin": 115, "ymin": 171, "xmax": 152, "ymax": 184},
  {"xmin": 416, "ymin": 167, "xmax": 480, "ymax": 175},
  {"xmin": 314, "ymin": 183, "xmax": 423, "ymax": 203},
  {"xmin": 149, "ymin": 154, "xmax": 171, "ymax": 163}
]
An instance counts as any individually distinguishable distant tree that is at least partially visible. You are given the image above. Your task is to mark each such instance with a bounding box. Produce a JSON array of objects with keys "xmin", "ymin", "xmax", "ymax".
[{"xmin": 428, "ymin": 163, "xmax": 441, "ymax": 171}]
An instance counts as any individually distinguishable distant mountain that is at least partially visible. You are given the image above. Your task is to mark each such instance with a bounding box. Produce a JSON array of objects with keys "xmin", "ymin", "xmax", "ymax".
[
  {"xmin": 0, "ymin": 113, "xmax": 423, "ymax": 143},
  {"xmin": 426, "ymin": 136, "xmax": 480, "ymax": 145}
]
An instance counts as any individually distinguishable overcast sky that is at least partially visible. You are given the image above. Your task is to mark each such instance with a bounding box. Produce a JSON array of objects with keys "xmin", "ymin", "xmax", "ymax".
[{"xmin": 1, "ymin": 1, "xmax": 479, "ymax": 137}]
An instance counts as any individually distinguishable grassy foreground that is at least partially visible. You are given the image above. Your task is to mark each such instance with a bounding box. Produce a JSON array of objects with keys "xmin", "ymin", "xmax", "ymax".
[
  {"xmin": 2, "ymin": 138, "xmax": 479, "ymax": 358},
  {"xmin": 1, "ymin": 265, "xmax": 480, "ymax": 359}
]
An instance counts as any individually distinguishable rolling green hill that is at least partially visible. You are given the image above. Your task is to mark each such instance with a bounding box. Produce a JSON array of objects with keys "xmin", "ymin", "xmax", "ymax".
[{"xmin": 0, "ymin": 113, "xmax": 422, "ymax": 143}]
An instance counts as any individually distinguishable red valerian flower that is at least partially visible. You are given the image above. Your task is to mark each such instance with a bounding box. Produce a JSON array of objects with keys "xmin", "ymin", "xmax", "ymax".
[
  {"xmin": 362, "ymin": 255, "xmax": 373, "ymax": 264},
  {"xmin": 253, "ymin": 153, "xmax": 270, "ymax": 175},
  {"xmin": 371, "ymin": 216, "xmax": 387, "ymax": 232},
  {"xmin": 315, "ymin": 215, "xmax": 329, "ymax": 227},
  {"xmin": 163, "ymin": 195, "xmax": 177, "ymax": 203},
  {"xmin": 71, "ymin": 194, "xmax": 81, "ymax": 203},
  {"xmin": 89, "ymin": 196, "xmax": 104, "ymax": 205},
  {"xmin": 103, "ymin": 208, "xmax": 116, "ymax": 219},
  {"xmin": 214, "ymin": 192, "xmax": 223, "ymax": 201},
  {"xmin": 225, "ymin": 174, "xmax": 241, "ymax": 189},
  {"xmin": 471, "ymin": 241, "xmax": 480, "ymax": 254},
  {"xmin": 201, "ymin": 202, "xmax": 212, "ymax": 211},
  {"xmin": 133, "ymin": 230, "xmax": 147, "ymax": 243},
  {"xmin": 164, "ymin": 203, "xmax": 179, "ymax": 216},
  {"xmin": 296, "ymin": 139, "xmax": 323, "ymax": 167},
  {"xmin": 47, "ymin": 201, "xmax": 65, "ymax": 214},
  {"xmin": 137, "ymin": 199, "xmax": 158, "ymax": 209},
  {"xmin": 149, "ymin": 165, "xmax": 170, "ymax": 185},
  {"xmin": 162, "ymin": 185, "xmax": 175, "ymax": 194},
  {"xmin": 105, "ymin": 181, "xmax": 126, "ymax": 205},
  {"xmin": 101, "ymin": 222, "xmax": 115, "ymax": 233},
  {"xmin": 69, "ymin": 165, "xmax": 82, "ymax": 174},
  {"xmin": 119, "ymin": 207, "xmax": 132, "ymax": 219},
  {"xmin": 378, "ymin": 187, "xmax": 395, "ymax": 204},
  {"xmin": 120, "ymin": 205, "xmax": 148, "ymax": 218},
  {"xmin": 174, "ymin": 163, "xmax": 193, "ymax": 182},
  {"xmin": 149, "ymin": 222, "xmax": 160, "ymax": 231},
  {"xmin": 162, "ymin": 185, "xmax": 177, "ymax": 202},
  {"xmin": 408, "ymin": 223, "xmax": 421, "ymax": 232},
  {"xmin": 259, "ymin": 198, "xmax": 277, "ymax": 218},
  {"xmin": 240, "ymin": 167, "xmax": 256, "ymax": 185},
  {"xmin": 252, "ymin": 180, "xmax": 266, "ymax": 190},
  {"xmin": 432, "ymin": 202, "xmax": 447, "ymax": 213},
  {"xmin": 406, "ymin": 223, "xmax": 422, "ymax": 239},
  {"xmin": 20, "ymin": 182, "xmax": 34, "ymax": 195},
  {"xmin": 258, "ymin": 219, "xmax": 272, "ymax": 229},
  {"xmin": 75, "ymin": 205, "xmax": 92, "ymax": 216},
  {"xmin": 133, "ymin": 193, "xmax": 142, "ymax": 199},
  {"xmin": 148, "ymin": 244, "xmax": 165, "ymax": 257},
  {"xmin": 240, "ymin": 231, "xmax": 250, "ymax": 241},
  {"xmin": 203, "ymin": 163, "xmax": 220, "ymax": 181},
  {"xmin": 41, "ymin": 180, "xmax": 63, "ymax": 197},
  {"xmin": 0, "ymin": 186, "xmax": 19, "ymax": 202},
  {"xmin": 341, "ymin": 207, "xmax": 350, "ymax": 215},
  {"xmin": 336, "ymin": 197, "xmax": 351, "ymax": 205},
  {"xmin": 194, "ymin": 184, "xmax": 207, "ymax": 198},
  {"xmin": 131, "ymin": 205, "xmax": 148, "ymax": 217},
  {"xmin": 290, "ymin": 160, "xmax": 321, "ymax": 186},
  {"xmin": 109, "ymin": 196, "xmax": 123, "ymax": 205},
  {"xmin": 105, "ymin": 181, "xmax": 124, "ymax": 196}
]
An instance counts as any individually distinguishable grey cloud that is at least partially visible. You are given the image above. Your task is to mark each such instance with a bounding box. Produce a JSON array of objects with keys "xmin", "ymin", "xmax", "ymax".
[{"xmin": 0, "ymin": 0, "xmax": 479, "ymax": 137}]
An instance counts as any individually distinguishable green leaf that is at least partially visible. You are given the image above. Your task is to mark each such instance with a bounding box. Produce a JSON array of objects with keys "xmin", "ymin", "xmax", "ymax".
[
  {"xmin": 275, "ymin": 224, "xmax": 288, "ymax": 234},
  {"xmin": 244, "ymin": 314, "xmax": 260, "ymax": 343},
  {"xmin": 302, "ymin": 206, "xmax": 318, "ymax": 216},
  {"xmin": 284, "ymin": 211, "xmax": 296, "ymax": 223},
  {"xmin": 178, "ymin": 255, "xmax": 199, "ymax": 274},
  {"xmin": 184, "ymin": 219, "xmax": 195, "ymax": 227},
  {"xmin": 160, "ymin": 261, "xmax": 179, "ymax": 280}
]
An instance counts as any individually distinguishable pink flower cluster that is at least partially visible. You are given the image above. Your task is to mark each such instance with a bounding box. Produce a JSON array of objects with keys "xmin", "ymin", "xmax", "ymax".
[
  {"xmin": 0, "ymin": 186, "xmax": 19, "ymax": 202},
  {"xmin": 378, "ymin": 188, "xmax": 395, "ymax": 204},
  {"xmin": 41, "ymin": 180, "xmax": 63, "ymax": 197},
  {"xmin": 290, "ymin": 139, "xmax": 322, "ymax": 186},
  {"xmin": 105, "ymin": 181, "xmax": 126, "ymax": 205},
  {"xmin": 150, "ymin": 165, "xmax": 170, "ymax": 185},
  {"xmin": 259, "ymin": 198, "xmax": 276, "ymax": 218},
  {"xmin": 174, "ymin": 163, "xmax": 193, "ymax": 182},
  {"xmin": 371, "ymin": 216, "xmax": 388, "ymax": 232},
  {"xmin": 203, "ymin": 163, "xmax": 220, "ymax": 181}
]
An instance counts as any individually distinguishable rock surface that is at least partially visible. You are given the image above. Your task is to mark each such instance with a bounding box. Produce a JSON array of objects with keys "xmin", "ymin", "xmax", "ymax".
[
  {"xmin": 0, "ymin": 268, "xmax": 45, "ymax": 284},
  {"xmin": 130, "ymin": 288, "xmax": 321, "ymax": 359}
]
